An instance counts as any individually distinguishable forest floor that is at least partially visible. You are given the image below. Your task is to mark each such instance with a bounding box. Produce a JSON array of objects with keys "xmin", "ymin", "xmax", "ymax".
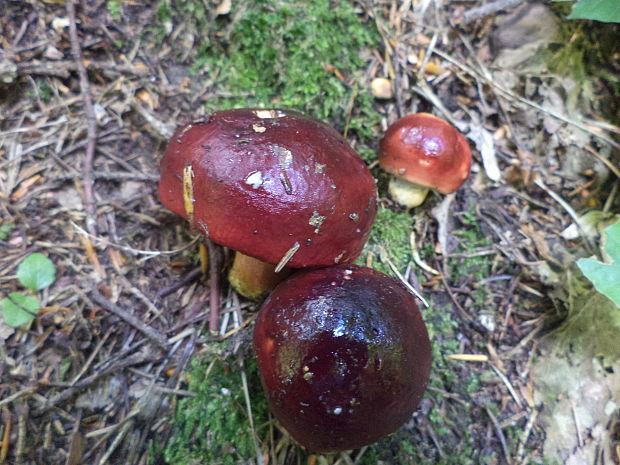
[{"xmin": 1, "ymin": 1, "xmax": 619, "ymax": 465}]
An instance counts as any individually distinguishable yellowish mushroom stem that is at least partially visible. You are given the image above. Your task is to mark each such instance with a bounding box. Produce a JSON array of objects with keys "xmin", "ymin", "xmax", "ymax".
[
  {"xmin": 388, "ymin": 176, "xmax": 430, "ymax": 208},
  {"xmin": 228, "ymin": 252, "xmax": 291, "ymax": 300}
]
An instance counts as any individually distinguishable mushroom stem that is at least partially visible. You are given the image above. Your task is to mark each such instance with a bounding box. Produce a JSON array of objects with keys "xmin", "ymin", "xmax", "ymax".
[
  {"xmin": 388, "ymin": 176, "xmax": 430, "ymax": 208},
  {"xmin": 228, "ymin": 252, "xmax": 291, "ymax": 300}
]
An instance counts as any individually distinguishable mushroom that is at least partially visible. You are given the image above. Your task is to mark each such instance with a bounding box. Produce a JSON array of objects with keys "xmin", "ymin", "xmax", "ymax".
[
  {"xmin": 253, "ymin": 264, "xmax": 432, "ymax": 452},
  {"xmin": 379, "ymin": 113, "xmax": 471, "ymax": 208},
  {"xmin": 158, "ymin": 108, "xmax": 377, "ymax": 300}
]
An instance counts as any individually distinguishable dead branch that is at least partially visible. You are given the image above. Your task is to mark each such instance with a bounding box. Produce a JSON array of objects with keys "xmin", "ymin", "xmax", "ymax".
[
  {"xmin": 459, "ymin": 0, "xmax": 526, "ymax": 25},
  {"xmin": 66, "ymin": 0, "xmax": 99, "ymax": 235},
  {"xmin": 89, "ymin": 290, "xmax": 169, "ymax": 350},
  {"xmin": 15, "ymin": 60, "xmax": 150, "ymax": 79},
  {"xmin": 36, "ymin": 351, "xmax": 157, "ymax": 413},
  {"xmin": 205, "ymin": 239, "xmax": 222, "ymax": 334}
]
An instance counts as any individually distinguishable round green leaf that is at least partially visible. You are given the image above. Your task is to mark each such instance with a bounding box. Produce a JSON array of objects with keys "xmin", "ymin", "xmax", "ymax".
[
  {"xmin": 568, "ymin": 0, "xmax": 620, "ymax": 23},
  {"xmin": 16, "ymin": 253, "xmax": 56, "ymax": 291},
  {"xmin": 1, "ymin": 293, "xmax": 41, "ymax": 327},
  {"xmin": 577, "ymin": 218, "xmax": 620, "ymax": 309}
]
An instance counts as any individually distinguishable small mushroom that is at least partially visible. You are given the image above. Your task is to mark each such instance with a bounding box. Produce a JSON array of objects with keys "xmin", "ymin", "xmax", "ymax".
[
  {"xmin": 379, "ymin": 113, "xmax": 471, "ymax": 208},
  {"xmin": 159, "ymin": 108, "xmax": 377, "ymax": 299},
  {"xmin": 253, "ymin": 265, "xmax": 432, "ymax": 452}
]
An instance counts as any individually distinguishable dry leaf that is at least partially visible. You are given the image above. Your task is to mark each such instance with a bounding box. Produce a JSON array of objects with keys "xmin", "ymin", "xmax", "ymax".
[
  {"xmin": 531, "ymin": 292, "xmax": 620, "ymax": 464},
  {"xmin": 216, "ymin": 0, "xmax": 232, "ymax": 16},
  {"xmin": 468, "ymin": 124, "xmax": 501, "ymax": 182}
]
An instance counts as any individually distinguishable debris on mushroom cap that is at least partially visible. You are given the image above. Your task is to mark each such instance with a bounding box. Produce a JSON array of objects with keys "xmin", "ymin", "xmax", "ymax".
[
  {"xmin": 158, "ymin": 108, "xmax": 377, "ymax": 268},
  {"xmin": 253, "ymin": 265, "xmax": 432, "ymax": 453},
  {"xmin": 379, "ymin": 112, "xmax": 472, "ymax": 194}
]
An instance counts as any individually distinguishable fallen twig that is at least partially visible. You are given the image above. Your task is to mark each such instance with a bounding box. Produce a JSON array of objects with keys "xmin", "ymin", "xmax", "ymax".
[
  {"xmin": 89, "ymin": 289, "xmax": 169, "ymax": 349},
  {"xmin": 156, "ymin": 268, "xmax": 202, "ymax": 298},
  {"xmin": 459, "ymin": 0, "xmax": 526, "ymax": 25},
  {"xmin": 205, "ymin": 239, "xmax": 221, "ymax": 334},
  {"xmin": 0, "ymin": 387, "xmax": 37, "ymax": 409},
  {"xmin": 66, "ymin": 0, "xmax": 98, "ymax": 235},
  {"xmin": 15, "ymin": 60, "xmax": 150, "ymax": 79},
  {"xmin": 52, "ymin": 171, "xmax": 159, "ymax": 182},
  {"xmin": 485, "ymin": 405, "xmax": 511, "ymax": 464},
  {"xmin": 433, "ymin": 47, "xmax": 620, "ymax": 151},
  {"xmin": 37, "ymin": 351, "xmax": 156, "ymax": 413}
]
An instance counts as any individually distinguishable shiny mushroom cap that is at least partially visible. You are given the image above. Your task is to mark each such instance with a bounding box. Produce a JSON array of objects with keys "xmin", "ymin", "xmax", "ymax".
[
  {"xmin": 159, "ymin": 108, "xmax": 377, "ymax": 268},
  {"xmin": 379, "ymin": 113, "xmax": 471, "ymax": 194},
  {"xmin": 253, "ymin": 265, "xmax": 432, "ymax": 453}
]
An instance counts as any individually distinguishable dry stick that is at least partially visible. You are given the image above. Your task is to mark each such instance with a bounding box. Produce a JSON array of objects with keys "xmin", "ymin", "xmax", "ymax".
[
  {"xmin": 205, "ymin": 239, "xmax": 221, "ymax": 334},
  {"xmin": 37, "ymin": 351, "xmax": 156, "ymax": 413},
  {"xmin": 0, "ymin": 409, "xmax": 10, "ymax": 463},
  {"xmin": 65, "ymin": 411, "xmax": 85, "ymax": 465},
  {"xmin": 66, "ymin": 0, "xmax": 98, "ymax": 235},
  {"xmin": 460, "ymin": 0, "xmax": 526, "ymax": 25},
  {"xmin": 16, "ymin": 60, "xmax": 150, "ymax": 79},
  {"xmin": 433, "ymin": 48, "xmax": 620, "ymax": 151},
  {"xmin": 16, "ymin": 412, "xmax": 26, "ymax": 465},
  {"xmin": 156, "ymin": 268, "xmax": 202, "ymax": 298},
  {"xmin": 485, "ymin": 405, "xmax": 511, "ymax": 464},
  {"xmin": 0, "ymin": 387, "xmax": 36, "ymax": 409},
  {"xmin": 53, "ymin": 171, "xmax": 159, "ymax": 182},
  {"xmin": 89, "ymin": 290, "xmax": 169, "ymax": 349}
]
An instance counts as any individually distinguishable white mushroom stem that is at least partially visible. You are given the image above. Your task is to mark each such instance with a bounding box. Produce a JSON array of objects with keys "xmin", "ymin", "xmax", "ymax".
[{"xmin": 388, "ymin": 177, "xmax": 430, "ymax": 208}]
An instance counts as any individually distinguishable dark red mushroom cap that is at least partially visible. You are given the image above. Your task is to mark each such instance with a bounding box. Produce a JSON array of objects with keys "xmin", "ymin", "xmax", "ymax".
[
  {"xmin": 253, "ymin": 265, "xmax": 432, "ymax": 452},
  {"xmin": 159, "ymin": 108, "xmax": 377, "ymax": 268},
  {"xmin": 379, "ymin": 113, "xmax": 471, "ymax": 194}
]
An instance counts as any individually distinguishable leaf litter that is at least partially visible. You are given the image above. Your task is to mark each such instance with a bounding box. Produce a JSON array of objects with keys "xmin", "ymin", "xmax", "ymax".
[{"xmin": 0, "ymin": 1, "xmax": 619, "ymax": 464}]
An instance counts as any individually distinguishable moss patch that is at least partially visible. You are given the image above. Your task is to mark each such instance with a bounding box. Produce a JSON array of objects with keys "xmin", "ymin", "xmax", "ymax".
[
  {"xmin": 161, "ymin": 348, "xmax": 268, "ymax": 465},
  {"xmin": 157, "ymin": 0, "xmax": 380, "ymax": 137}
]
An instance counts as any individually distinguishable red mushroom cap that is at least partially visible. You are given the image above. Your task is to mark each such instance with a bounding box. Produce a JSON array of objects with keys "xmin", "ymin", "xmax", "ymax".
[
  {"xmin": 378, "ymin": 113, "xmax": 471, "ymax": 194},
  {"xmin": 159, "ymin": 108, "xmax": 377, "ymax": 268},
  {"xmin": 253, "ymin": 265, "xmax": 432, "ymax": 452}
]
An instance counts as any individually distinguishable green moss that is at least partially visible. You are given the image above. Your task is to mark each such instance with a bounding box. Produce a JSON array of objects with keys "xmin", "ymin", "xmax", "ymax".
[
  {"xmin": 156, "ymin": 0, "xmax": 381, "ymax": 136},
  {"xmin": 25, "ymin": 78, "xmax": 52, "ymax": 103},
  {"xmin": 106, "ymin": 0, "xmax": 122, "ymax": 20},
  {"xmin": 357, "ymin": 205, "xmax": 413, "ymax": 275},
  {"xmin": 0, "ymin": 222, "xmax": 15, "ymax": 241},
  {"xmin": 161, "ymin": 347, "xmax": 268, "ymax": 465}
]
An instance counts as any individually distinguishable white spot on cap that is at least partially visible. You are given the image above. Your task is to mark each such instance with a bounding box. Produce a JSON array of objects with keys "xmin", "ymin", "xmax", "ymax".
[
  {"xmin": 402, "ymin": 126, "xmax": 423, "ymax": 145},
  {"xmin": 273, "ymin": 145, "xmax": 293, "ymax": 169},
  {"xmin": 309, "ymin": 211, "xmax": 326, "ymax": 233},
  {"xmin": 333, "ymin": 407, "xmax": 342, "ymax": 415},
  {"xmin": 252, "ymin": 124, "xmax": 266, "ymax": 133},
  {"xmin": 254, "ymin": 109, "xmax": 285, "ymax": 119},
  {"xmin": 422, "ymin": 137, "xmax": 442, "ymax": 157},
  {"xmin": 245, "ymin": 171, "xmax": 263, "ymax": 189}
]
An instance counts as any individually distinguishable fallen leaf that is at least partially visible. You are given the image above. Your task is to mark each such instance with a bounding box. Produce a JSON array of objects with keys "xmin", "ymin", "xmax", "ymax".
[
  {"xmin": 578, "ymin": 218, "xmax": 620, "ymax": 308},
  {"xmin": 216, "ymin": 0, "xmax": 232, "ymax": 16},
  {"xmin": 468, "ymin": 124, "xmax": 501, "ymax": 182},
  {"xmin": 532, "ymin": 291, "xmax": 620, "ymax": 464}
]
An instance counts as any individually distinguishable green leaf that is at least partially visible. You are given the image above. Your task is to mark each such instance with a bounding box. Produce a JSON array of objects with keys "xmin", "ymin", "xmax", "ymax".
[
  {"xmin": 16, "ymin": 253, "xmax": 56, "ymax": 291},
  {"xmin": 577, "ymin": 218, "xmax": 620, "ymax": 308},
  {"xmin": 0, "ymin": 222, "xmax": 15, "ymax": 240},
  {"xmin": 568, "ymin": 0, "xmax": 620, "ymax": 23},
  {"xmin": 1, "ymin": 293, "xmax": 41, "ymax": 327}
]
